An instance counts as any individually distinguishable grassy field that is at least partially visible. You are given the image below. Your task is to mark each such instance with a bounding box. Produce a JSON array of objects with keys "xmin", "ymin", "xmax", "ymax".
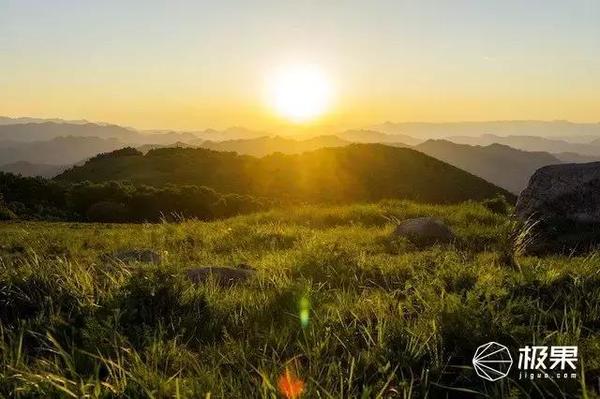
[{"xmin": 1, "ymin": 200, "xmax": 599, "ymax": 398}]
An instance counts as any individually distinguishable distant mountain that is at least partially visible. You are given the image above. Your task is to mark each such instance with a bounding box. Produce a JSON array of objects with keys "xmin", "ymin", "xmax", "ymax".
[
  {"xmin": 588, "ymin": 137, "xmax": 600, "ymax": 146},
  {"xmin": 199, "ymin": 135, "xmax": 349, "ymax": 157},
  {"xmin": 0, "ymin": 121, "xmax": 199, "ymax": 145},
  {"xmin": 447, "ymin": 134, "xmax": 600, "ymax": 156},
  {"xmin": 0, "ymin": 136, "xmax": 125, "ymax": 165},
  {"xmin": 191, "ymin": 127, "xmax": 270, "ymax": 143},
  {"xmin": 337, "ymin": 129, "xmax": 421, "ymax": 145},
  {"xmin": 137, "ymin": 142, "xmax": 196, "ymax": 154},
  {"xmin": 552, "ymin": 152, "xmax": 600, "ymax": 164},
  {"xmin": 0, "ymin": 161, "xmax": 69, "ymax": 178},
  {"xmin": 0, "ymin": 139, "xmax": 23, "ymax": 148},
  {"xmin": 414, "ymin": 140, "xmax": 561, "ymax": 194},
  {"xmin": 56, "ymin": 144, "xmax": 513, "ymax": 204},
  {"xmin": 374, "ymin": 120, "xmax": 600, "ymax": 141},
  {"xmin": 0, "ymin": 116, "xmax": 94, "ymax": 125},
  {"xmin": 0, "ymin": 122, "xmax": 138, "ymax": 142},
  {"xmin": 198, "ymin": 132, "xmax": 421, "ymax": 157}
]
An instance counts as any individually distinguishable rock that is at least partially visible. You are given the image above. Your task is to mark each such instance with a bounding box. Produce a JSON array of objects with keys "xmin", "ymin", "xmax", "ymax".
[
  {"xmin": 103, "ymin": 248, "xmax": 161, "ymax": 264},
  {"xmin": 186, "ymin": 265, "xmax": 256, "ymax": 287},
  {"xmin": 392, "ymin": 217, "xmax": 455, "ymax": 247},
  {"xmin": 516, "ymin": 162, "xmax": 600, "ymax": 222},
  {"xmin": 515, "ymin": 162, "xmax": 600, "ymax": 254}
]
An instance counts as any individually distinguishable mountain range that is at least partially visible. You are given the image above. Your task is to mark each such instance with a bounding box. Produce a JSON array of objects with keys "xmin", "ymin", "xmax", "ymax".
[
  {"xmin": 448, "ymin": 134, "xmax": 600, "ymax": 156},
  {"xmin": 0, "ymin": 122, "xmax": 198, "ymax": 145},
  {"xmin": 3, "ymin": 116, "xmax": 600, "ymax": 195},
  {"xmin": 413, "ymin": 140, "xmax": 561, "ymax": 194},
  {"xmin": 373, "ymin": 120, "xmax": 600, "ymax": 140}
]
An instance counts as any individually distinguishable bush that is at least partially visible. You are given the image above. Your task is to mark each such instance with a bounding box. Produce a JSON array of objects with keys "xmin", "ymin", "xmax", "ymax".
[
  {"xmin": 0, "ymin": 173, "xmax": 270, "ymax": 223},
  {"xmin": 0, "ymin": 206, "xmax": 16, "ymax": 221},
  {"xmin": 0, "ymin": 194, "xmax": 17, "ymax": 221},
  {"xmin": 482, "ymin": 195, "xmax": 511, "ymax": 215}
]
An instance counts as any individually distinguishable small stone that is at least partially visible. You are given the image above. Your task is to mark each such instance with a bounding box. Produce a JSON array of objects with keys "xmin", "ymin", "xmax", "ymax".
[
  {"xmin": 186, "ymin": 265, "xmax": 256, "ymax": 287},
  {"xmin": 392, "ymin": 217, "xmax": 455, "ymax": 247}
]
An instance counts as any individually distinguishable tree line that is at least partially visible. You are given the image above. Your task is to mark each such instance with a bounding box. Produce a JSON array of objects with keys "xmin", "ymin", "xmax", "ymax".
[{"xmin": 0, "ymin": 172, "xmax": 268, "ymax": 222}]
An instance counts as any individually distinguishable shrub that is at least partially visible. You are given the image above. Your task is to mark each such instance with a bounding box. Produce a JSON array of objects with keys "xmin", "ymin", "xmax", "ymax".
[
  {"xmin": 0, "ymin": 194, "xmax": 17, "ymax": 221},
  {"xmin": 482, "ymin": 195, "xmax": 511, "ymax": 215},
  {"xmin": 0, "ymin": 206, "xmax": 16, "ymax": 221}
]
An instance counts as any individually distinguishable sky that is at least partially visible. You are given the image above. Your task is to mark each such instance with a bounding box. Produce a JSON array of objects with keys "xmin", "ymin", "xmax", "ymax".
[{"xmin": 1, "ymin": 0, "xmax": 599, "ymax": 131}]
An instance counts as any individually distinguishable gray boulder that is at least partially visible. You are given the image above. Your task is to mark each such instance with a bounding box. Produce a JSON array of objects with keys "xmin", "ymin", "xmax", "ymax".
[
  {"xmin": 515, "ymin": 162, "xmax": 600, "ymax": 253},
  {"xmin": 392, "ymin": 217, "xmax": 455, "ymax": 246},
  {"xmin": 103, "ymin": 248, "xmax": 161, "ymax": 264},
  {"xmin": 186, "ymin": 265, "xmax": 256, "ymax": 287}
]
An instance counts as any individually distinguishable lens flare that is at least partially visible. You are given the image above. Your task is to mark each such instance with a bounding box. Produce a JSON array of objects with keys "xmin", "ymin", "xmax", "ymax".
[
  {"xmin": 278, "ymin": 367, "xmax": 305, "ymax": 399},
  {"xmin": 299, "ymin": 296, "xmax": 310, "ymax": 328}
]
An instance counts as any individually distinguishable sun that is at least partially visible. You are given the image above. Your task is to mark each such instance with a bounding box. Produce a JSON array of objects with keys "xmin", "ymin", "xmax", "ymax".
[{"xmin": 266, "ymin": 64, "xmax": 333, "ymax": 123}]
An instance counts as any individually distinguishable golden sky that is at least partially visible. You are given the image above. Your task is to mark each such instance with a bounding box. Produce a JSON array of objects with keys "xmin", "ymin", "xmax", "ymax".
[{"xmin": 1, "ymin": 0, "xmax": 599, "ymax": 130}]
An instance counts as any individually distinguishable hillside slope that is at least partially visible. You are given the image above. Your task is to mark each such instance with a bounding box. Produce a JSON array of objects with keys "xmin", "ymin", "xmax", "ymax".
[
  {"xmin": 415, "ymin": 140, "xmax": 561, "ymax": 194},
  {"xmin": 57, "ymin": 144, "xmax": 514, "ymax": 204}
]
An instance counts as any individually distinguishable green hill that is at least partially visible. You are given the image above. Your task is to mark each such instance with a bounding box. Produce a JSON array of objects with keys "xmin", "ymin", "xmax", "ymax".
[{"xmin": 57, "ymin": 143, "xmax": 514, "ymax": 204}]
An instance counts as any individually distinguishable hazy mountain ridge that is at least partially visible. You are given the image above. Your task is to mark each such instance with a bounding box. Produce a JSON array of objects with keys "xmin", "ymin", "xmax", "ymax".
[
  {"xmin": 192, "ymin": 133, "xmax": 417, "ymax": 157},
  {"xmin": 199, "ymin": 135, "xmax": 350, "ymax": 157},
  {"xmin": 447, "ymin": 134, "xmax": 600, "ymax": 156},
  {"xmin": 0, "ymin": 121, "xmax": 200, "ymax": 145},
  {"xmin": 0, "ymin": 120, "xmax": 423, "ymax": 169},
  {"xmin": 0, "ymin": 161, "xmax": 70, "ymax": 178},
  {"xmin": 136, "ymin": 142, "xmax": 196, "ymax": 154},
  {"xmin": 553, "ymin": 152, "xmax": 600, "ymax": 164},
  {"xmin": 0, "ymin": 116, "xmax": 95, "ymax": 125},
  {"xmin": 414, "ymin": 140, "xmax": 561, "ymax": 194},
  {"xmin": 3, "ymin": 117, "xmax": 600, "ymax": 190},
  {"xmin": 0, "ymin": 136, "xmax": 125, "ymax": 165},
  {"xmin": 375, "ymin": 120, "xmax": 600, "ymax": 140},
  {"xmin": 0, "ymin": 122, "xmax": 138, "ymax": 142},
  {"xmin": 335, "ymin": 129, "xmax": 421, "ymax": 146}
]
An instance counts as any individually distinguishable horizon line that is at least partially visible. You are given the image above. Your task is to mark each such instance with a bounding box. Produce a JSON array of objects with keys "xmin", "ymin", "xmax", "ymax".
[{"xmin": 2, "ymin": 114, "xmax": 600, "ymax": 133}]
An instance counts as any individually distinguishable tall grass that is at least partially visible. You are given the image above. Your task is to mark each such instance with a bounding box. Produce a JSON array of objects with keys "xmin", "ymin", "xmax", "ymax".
[{"xmin": 0, "ymin": 200, "xmax": 598, "ymax": 397}]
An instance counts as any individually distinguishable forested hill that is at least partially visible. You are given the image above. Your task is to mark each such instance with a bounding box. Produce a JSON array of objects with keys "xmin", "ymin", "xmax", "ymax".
[{"xmin": 57, "ymin": 144, "xmax": 514, "ymax": 204}]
